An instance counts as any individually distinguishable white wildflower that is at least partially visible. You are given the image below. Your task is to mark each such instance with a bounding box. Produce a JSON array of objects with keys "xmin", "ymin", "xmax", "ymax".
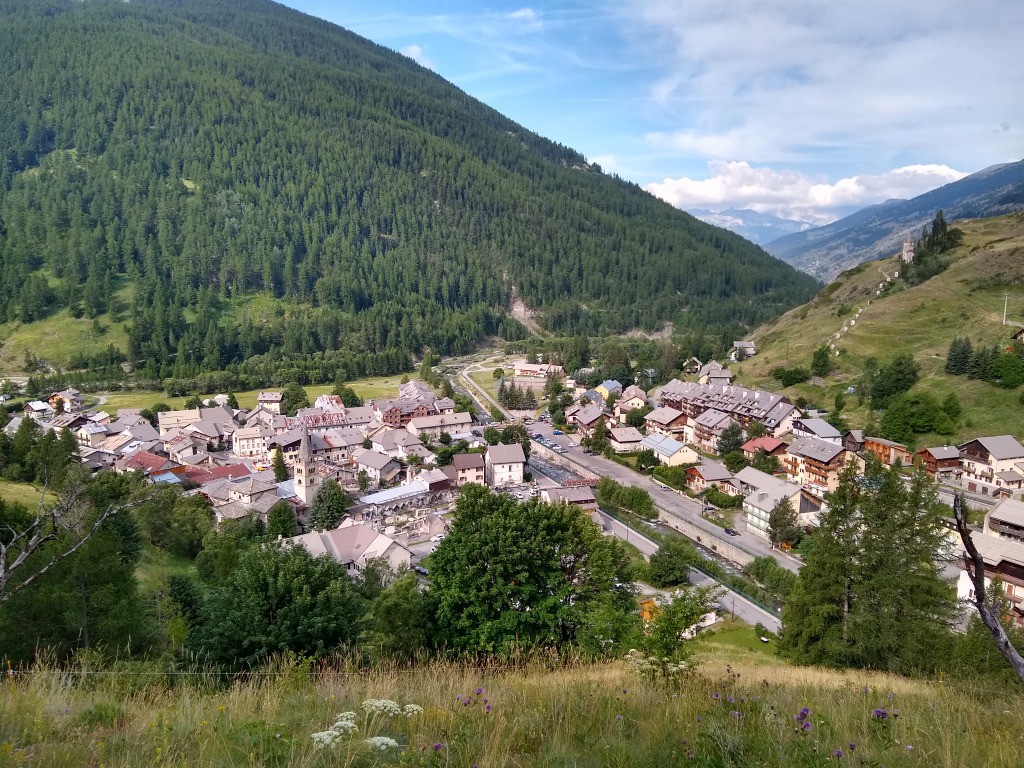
[
  {"xmin": 402, "ymin": 704, "xmax": 424, "ymax": 718},
  {"xmin": 330, "ymin": 719, "xmax": 359, "ymax": 735},
  {"xmin": 311, "ymin": 730, "xmax": 341, "ymax": 747},
  {"xmin": 335, "ymin": 711, "xmax": 358, "ymax": 723},
  {"xmin": 362, "ymin": 699, "xmax": 403, "ymax": 717},
  {"xmin": 365, "ymin": 736, "xmax": 399, "ymax": 751}
]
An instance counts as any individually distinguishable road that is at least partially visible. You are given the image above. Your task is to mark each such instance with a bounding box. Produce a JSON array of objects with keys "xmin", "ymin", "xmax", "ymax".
[
  {"xmin": 592, "ymin": 509, "xmax": 781, "ymax": 632},
  {"xmin": 528, "ymin": 419, "xmax": 802, "ymax": 573}
]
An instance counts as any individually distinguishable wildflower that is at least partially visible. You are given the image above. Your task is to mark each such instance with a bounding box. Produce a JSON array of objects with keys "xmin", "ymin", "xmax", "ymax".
[
  {"xmin": 336, "ymin": 712, "xmax": 358, "ymax": 723},
  {"xmin": 849, "ymin": 743, "xmax": 856, "ymax": 751},
  {"xmin": 727, "ymin": 696, "xmax": 734, "ymax": 703},
  {"xmin": 365, "ymin": 736, "xmax": 399, "ymax": 751},
  {"xmin": 905, "ymin": 745, "xmax": 914, "ymax": 751},
  {"xmin": 871, "ymin": 708, "xmax": 889, "ymax": 719},
  {"xmin": 623, "ymin": 688, "xmax": 628, "ymax": 694},
  {"xmin": 455, "ymin": 695, "xmax": 463, "ymax": 703},
  {"xmin": 331, "ymin": 720, "xmax": 358, "ymax": 736},
  {"xmin": 402, "ymin": 704, "xmax": 424, "ymax": 718},
  {"xmin": 476, "ymin": 687, "xmax": 484, "ymax": 695},
  {"xmin": 463, "ymin": 699, "xmax": 471, "ymax": 707},
  {"xmin": 362, "ymin": 699, "xmax": 403, "ymax": 717},
  {"xmin": 615, "ymin": 715, "xmax": 623, "ymax": 721},
  {"xmin": 712, "ymin": 692, "xmax": 721, "ymax": 700},
  {"xmin": 801, "ymin": 721, "xmax": 813, "ymax": 732},
  {"xmin": 695, "ymin": 716, "xmax": 701, "ymax": 723},
  {"xmin": 275, "ymin": 733, "xmax": 281, "ymax": 740},
  {"xmin": 311, "ymin": 730, "xmax": 340, "ymax": 747},
  {"xmin": 730, "ymin": 711, "xmax": 743, "ymax": 719},
  {"xmin": 834, "ymin": 749, "xmax": 843, "ymax": 758},
  {"xmin": 485, "ymin": 704, "xmax": 492, "ymax": 714},
  {"xmin": 887, "ymin": 691, "xmax": 895, "ymax": 703},
  {"xmin": 433, "ymin": 742, "xmax": 445, "ymax": 751}
]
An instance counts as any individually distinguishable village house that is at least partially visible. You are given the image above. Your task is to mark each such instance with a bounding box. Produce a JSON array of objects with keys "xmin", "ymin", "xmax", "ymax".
[
  {"xmin": 614, "ymin": 384, "xmax": 649, "ymax": 423},
  {"xmin": 371, "ymin": 398, "xmax": 433, "ymax": 428},
  {"xmin": 792, "ymin": 418, "xmax": 842, "ymax": 445},
  {"xmin": 257, "ymin": 391, "xmax": 284, "ymax": 414},
  {"xmin": 734, "ymin": 466, "xmax": 805, "ymax": 540},
  {"xmin": 639, "ymin": 433, "xmax": 697, "ymax": 466},
  {"xmin": 609, "ymin": 426, "xmax": 645, "ymax": 454},
  {"xmin": 658, "ymin": 379, "xmax": 796, "ymax": 439},
  {"xmin": 233, "ymin": 425, "xmax": 274, "ymax": 459},
  {"xmin": 573, "ymin": 404, "xmax": 605, "ymax": 438},
  {"xmin": 842, "ymin": 429, "xmax": 866, "ymax": 453},
  {"xmin": 595, "ymin": 379, "xmax": 623, "ymax": 402},
  {"xmin": 862, "ymin": 435, "xmax": 913, "ymax": 467},
  {"xmin": 542, "ymin": 485, "xmax": 598, "ymax": 514},
  {"xmin": 511, "ymin": 361, "xmax": 566, "ymax": 380},
  {"xmin": 23, "ymin": 401, "xmax": 54, "ymax": 421},
  {"xmin": 75, "ymin": 422, "xmax": 110, "ymax": 449},
  {"xmin": 729, "ymin": 341, "xmax": 757, "ymax": 362},
  {"xmin": 115, "ymin": 450, "xmax": 181, "ymax": 478},
  {"xmin": 783, "ymin": 438, "xmax": 852, "ymax": 498},
  {"xmin": 984, "ymin": 498, "xmax": 1024, "ymax": 543},
  {"xmin": 50, "ymin": 412, "xmax": 89, "ymax": 434},
  {"xmin": 286, "ymin": 519, "xmax": 412, "ymax": 575},
  {"xmin": 915, "ymin": 445, "xmax": 962, "ymax": 479},
  {"xmin": 644, "ymin": 406, "xmax": 688, "ymax": 439},
  {"xmin": 686, "ymin": 461, "xmax": 738, "ymax": 495},
  {"xmin": 958, "ymin": 499, "xmax": 1024, "ymax": 624},
  {"xmin": 406, "ymin": 411, "xmax": 473, "ymax": 440},
  {"xmin": 48, "ymin": 388, "xmax": 84, "ymax": 413},
  {"xmin": 157, "ymin": 405, "xmax": 237, "ymax": 436},
  {"xmin": 741, "ymin": 436, "xmax": 787, "ymax": 461},
  {"xmin": 693, "ymin": 409, "xmax": 735, "ymax": 454},
  {"xmin": 485, "ymin": 442, "xmax": 527, "ymax": 487},
  {"xmin": 372, "ymin": 428, "xmax": 424, "ymax": 459},
  {"xmin": 959, "ymin": 435, "xmax": 1024, "ymax": 497},
  {"xmin": 352, "ymin": 448, "xmax": 403, "ymax": 485},
  {"xmin": 451, "ymin": 452, "xmax": 486, "ymax": 486},
  {"xmin": 285, "ymin": 407, "xmax": 375, "ymax": 434}
]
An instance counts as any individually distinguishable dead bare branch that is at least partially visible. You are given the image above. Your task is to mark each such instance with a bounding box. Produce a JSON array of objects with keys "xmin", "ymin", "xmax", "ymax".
[{"xmin": 953, "ymin": 492, "xmax": 1024, "ymax": 684}]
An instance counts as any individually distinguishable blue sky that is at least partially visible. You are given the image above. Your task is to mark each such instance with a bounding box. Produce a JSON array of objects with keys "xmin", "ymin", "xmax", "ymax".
[{"xmin": 282, "ymin": 1, "xmax": 1023, "ymax": 224}]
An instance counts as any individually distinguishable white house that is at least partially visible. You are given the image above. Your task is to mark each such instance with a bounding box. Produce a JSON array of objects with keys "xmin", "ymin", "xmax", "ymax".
[
  {"xmin": 485, "ymin": 443, "xmax": 526, "ymax": 487},
  {"xmin": 286, "ymin": 519, "xmax": 411, "ymax": 575}
]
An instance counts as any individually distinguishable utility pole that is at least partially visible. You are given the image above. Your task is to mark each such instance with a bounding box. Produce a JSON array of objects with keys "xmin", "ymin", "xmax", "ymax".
[{"xmin": 1004, "ymin": 293, "xmax": 1009, "ymax": 325}]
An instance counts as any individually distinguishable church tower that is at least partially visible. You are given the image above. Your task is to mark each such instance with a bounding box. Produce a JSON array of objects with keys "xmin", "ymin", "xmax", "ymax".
[{"xmin": 293, "ymin": 422, "xmax": 320, "ymax": 506}]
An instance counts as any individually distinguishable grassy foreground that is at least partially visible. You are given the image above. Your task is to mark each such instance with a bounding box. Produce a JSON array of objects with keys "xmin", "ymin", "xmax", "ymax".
[{"xmin": 0, "ymin": 646, "xmax": 1018, "ymax": 767}]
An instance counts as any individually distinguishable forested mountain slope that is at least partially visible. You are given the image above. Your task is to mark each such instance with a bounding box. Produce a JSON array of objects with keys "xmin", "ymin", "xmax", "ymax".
[{"xmin": 0, "ymin": 0, "xmax": 817, "ymax": 382}]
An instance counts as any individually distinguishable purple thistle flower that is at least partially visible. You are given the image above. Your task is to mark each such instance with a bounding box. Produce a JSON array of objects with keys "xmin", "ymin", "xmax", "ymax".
[
  {"xmin": 485, "ymin": 704, "xmax": 492, "ymax": 713},
  {"xmin": 712, "ymin": 692, "xmax": 720, "ymax": 700},
  {"xmin": 463, "ymin": 699, "xmax": 471, "ymax": 707},
  {"xmin": 849, "ymin": 743, "xmax": 856, "ymax": 751},
  {"xmin": 622, "ymin": 688, "xmax": 628, "ymax": 694},
  {"xmin": 476, "ymin": 687, "xmax": 484, "ymax": 695},
  {"xmin": 801, "ymin": 721, "xmax": 813, "ymax": 732},
  {"xmin": 730, "ymin": 711, "xmax": 743, "ymax": 719},
  {"xmin": 834, "ymin": 749, "xmax": 843, "ymax": 758},
  {"xmin": 615, "ymin": 714, "xmax": 623, "ymax": 721},
  {"xmin": 727, "ymin": 696, "xmax": 734, "ymax": 703},
  {"xmin": 455, "ymin": 695, "xmax": 463, "ymax": 703},
  {"xmin": 872, "ymin": 708, "xmax": 889, "ymax": 719},
  {"xmin": 695, "ymin": 716, "xmax": 701, "ymax": 723},
  {"xmin": 888, "ymin": 690, "xmax": 895, "ymax": 703},
  {"xmin": 433, "ymin": 743, "xmax": 444, "ymax": 751}
]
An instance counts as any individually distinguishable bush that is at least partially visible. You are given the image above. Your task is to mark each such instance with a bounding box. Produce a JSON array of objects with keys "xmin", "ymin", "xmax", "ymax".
[
  {"xmin": 703, "ymin": 487, "xmax": 742, "ymax": 509},
  {"xmin": 772, "ymin": 367, "xmax": 810, "ymax": 387}
]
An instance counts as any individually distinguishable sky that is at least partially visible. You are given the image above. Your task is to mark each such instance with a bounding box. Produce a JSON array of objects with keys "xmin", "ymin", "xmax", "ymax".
[{"xmin": 281, "ymin": 0, "xmax": 1023, "ymax": 225}]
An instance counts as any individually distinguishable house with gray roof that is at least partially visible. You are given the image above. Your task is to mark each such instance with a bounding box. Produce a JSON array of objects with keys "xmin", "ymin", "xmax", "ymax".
[
  {"xmin": 485, "ymin": 443, "xmax": 526, "ymax": 487},
  {"xmin": 959, "ymin": 435, "xmax": 1024, "ymax": 497}
]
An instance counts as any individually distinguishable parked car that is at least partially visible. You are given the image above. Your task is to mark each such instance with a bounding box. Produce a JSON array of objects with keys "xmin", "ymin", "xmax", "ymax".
[
  {"xmin": 430, "ymin": 533, "xmax": 445, "ymax": 542},
  {"xmin": 724, "ymin": 527, "xmax": 740, "ymax": 536},
  {"xmin": 413, "ymin": 565, "xmax": 429, "ymax": 576},
  {"xmin": 552, "ymin": 429, "xmax": 564, "ymax": 435}
]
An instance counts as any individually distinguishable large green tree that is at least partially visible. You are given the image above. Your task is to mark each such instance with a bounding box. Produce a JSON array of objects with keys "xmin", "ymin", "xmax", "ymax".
[
  {"xmin": 716, "ymin": 422, "xmax": 745, "ymax": 457},
  {"xmin": 780, "ymin": 461, "xmax": 956, "ymax": 674},
  {"xmin": 309, "ymin": 480, "xmax": 350, "ymax": 531},
  {"xmin": 430, "ymin": 485, "xmax": 634, "ymax": 653},
  {"xmin": 192, "ymin": 544, "xmax": 363, "ymax": 668}
]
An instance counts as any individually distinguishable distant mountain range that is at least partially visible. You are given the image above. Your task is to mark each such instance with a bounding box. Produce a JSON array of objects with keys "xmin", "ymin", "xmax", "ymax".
[
  {"xmin": 763, "ymin": 160, "xmax": 1024, "ymax": 280},
  {"xmin": 687, "ymin": 209, "xmax": 813, "ymax": 246}
]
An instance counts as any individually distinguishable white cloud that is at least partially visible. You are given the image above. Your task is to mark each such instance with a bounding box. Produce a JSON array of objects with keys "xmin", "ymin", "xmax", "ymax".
[
  {"xmin": 619, "ymin": 0, "xmax": 1024, "ymax": 170},
  {"xmin": 645, "ymin": 161, "xmax": 967, "ymax": 224},
  {"xmin": 399, "ymin": 44, "xmax": 436, "ymax": 71}
]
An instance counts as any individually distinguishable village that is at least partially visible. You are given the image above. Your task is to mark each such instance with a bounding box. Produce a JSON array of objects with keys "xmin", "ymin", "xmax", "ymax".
[{"xmin": 5, "ymin": 350, "xmax": 1024, "ymax": 623}]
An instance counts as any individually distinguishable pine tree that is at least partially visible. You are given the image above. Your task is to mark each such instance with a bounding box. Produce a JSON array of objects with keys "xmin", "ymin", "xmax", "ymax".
[
  {"xmin": 779, "ymin": 461, "xmax": 861, "ymax": 666},
  {"xmin": 768, "ymin": 497, "xmax": 800, "ymax": 548},
  {"xmin": 309, "ymin": 480, "xmax": 349, "ymax": 531},
  {"xmin": 945, "ymin": 337, "xmax": 973, "ymax": 375},
  {"xmin": 272, "ymin": 447, "xmax": 289, "ymax": 482},
  {"xmin": 849, "ymin": 465, "xmax": 956, "ymax": 674}
]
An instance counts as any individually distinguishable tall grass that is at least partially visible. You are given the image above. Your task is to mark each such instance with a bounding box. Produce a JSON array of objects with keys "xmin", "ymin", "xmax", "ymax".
[{"xmin": 0, "ymin": 647, "xmax": 1019, "ymax": 767}]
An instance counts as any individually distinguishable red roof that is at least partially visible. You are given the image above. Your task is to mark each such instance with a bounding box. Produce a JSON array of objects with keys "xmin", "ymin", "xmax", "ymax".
[
  {"xmin": 124, "ymin": 451, "xmax": 175, "ymax": 474},
  {"xmin": 741, "ymin": 436, "xmax": 785, "ymax": 454}
]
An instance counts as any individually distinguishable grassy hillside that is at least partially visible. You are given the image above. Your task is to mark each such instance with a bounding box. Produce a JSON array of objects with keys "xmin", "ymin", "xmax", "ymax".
[
  {"xmin": 736, "ymin": 213, "xmax": 1024, "ymax": 444},
  {"xmin": 0, "ymin": 643, "xmax": 1018, "ymax": 767}
]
